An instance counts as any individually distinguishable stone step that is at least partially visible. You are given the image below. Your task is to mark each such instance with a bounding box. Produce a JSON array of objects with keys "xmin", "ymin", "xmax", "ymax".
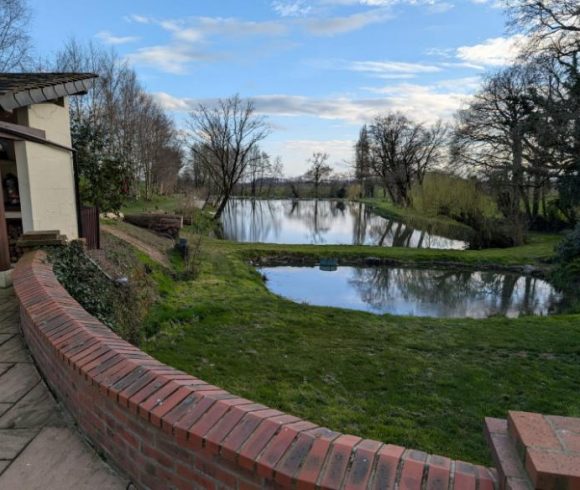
[
  {"xmin": 19, "ymin": 230, "xmax": 61, "ymax": 240},
  {"xmin": 486, "ymin": 412, "xmax": 580, "ymax": 490},
  {"xmin": 485, "ymin": 417, "xmax": 532, "ymax": 490}
]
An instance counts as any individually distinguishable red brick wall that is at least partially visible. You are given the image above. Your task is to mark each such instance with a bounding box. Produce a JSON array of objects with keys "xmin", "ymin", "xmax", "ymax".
[{"xmin": 13, "ymin": 251, "xmax": 497, "ymax": 490}]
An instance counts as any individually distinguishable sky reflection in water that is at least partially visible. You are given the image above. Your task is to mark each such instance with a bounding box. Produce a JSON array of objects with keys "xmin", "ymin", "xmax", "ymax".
[
  {"xmin": 259, "ymin": 266, "xmax": 562, "ymax": 318},
  {"xmin": 221, "ymin": 199, "xmax": 467, "ymax": 249}
]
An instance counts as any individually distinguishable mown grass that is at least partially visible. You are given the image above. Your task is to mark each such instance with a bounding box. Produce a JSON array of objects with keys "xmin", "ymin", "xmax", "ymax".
[
  {"xmin": 134, "ymin": 222, "xmax": 580, "ymax": 465},
  {"xmin": 121, "ymin": 194, "xmax": 186, "ymax": 215},
  {"xmin": 217, "ymin": 232, "xmax": 561, "ymax": 267}
]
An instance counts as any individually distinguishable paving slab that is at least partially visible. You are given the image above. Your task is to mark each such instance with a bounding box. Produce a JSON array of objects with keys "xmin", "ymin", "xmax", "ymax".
[
  {"xmin": 0, "ymin": 403, "xmax": 12, "ymax": 417},
  {"xmin": 0, "ymin": 383, "xmax": 62, "ymax": 429},
  {"xmin": 0, "ymin": 429, "xmax": 38, "ymax": 459},
  {"xmin": 0, "ymin": 334, "xmax": 13, "ymax": 345},
  {"xmin": 0, "ymin": 427, "xmax": 127, "ymax": 490},
  {"xmin": 0, "ymin": 364, "xmax": 40, "ymax": 403},
  {"xmin": 0, "ymin": 336, "xmax": 32, "ymax": 363},
  {"xmin": 0, "ymin": 288, "xmax": 128, "ymax": 488},
  {"xmin": 0, "ymin": 363, "xmax": 14, "ymax": 377}
]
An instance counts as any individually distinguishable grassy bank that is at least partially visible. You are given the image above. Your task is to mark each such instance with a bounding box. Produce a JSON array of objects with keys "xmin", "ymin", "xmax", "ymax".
[
  {"xmin": 114, "ymin": 221, "xmax": 580, "ymax": 465},
  {"xmin": 218, "ymin": 232, "xmax": 560, "ymax": 268},
  {"xmin": 361, "ymin": 198, "xmax": 476, "ymax": 242}
]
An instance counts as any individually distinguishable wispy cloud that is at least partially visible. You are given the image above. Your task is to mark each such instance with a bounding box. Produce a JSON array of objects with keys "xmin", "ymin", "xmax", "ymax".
[
  {"xmin": 95, "ymin": 31, "xmax": 139, "ymax": 45},
  {"xmin": 456, "ymin": 35, "xmax": 526, "ymax": 67},
  {"xmin": 125, "ymin": 15, "xmax": 288, "ymax": 73},
  {"xmin": 272, "ymin": 0, "xmax": 313, "ymax": 17},
  {"xmin": 127, "ymin": 46, "xmax": 221, "ymax": 74},
  {"xmin": 154, "ymin": 76, "xmax": 476, "ymax": 124},
  {"xmin": 305, "ymin": 8, "xmax": 393, "ymax": 35},
  {"xmin": 348, "ymin": 60, "xmax": 442, "ymax": 76},
  {"xmin": 273, "ymin": 138, "xmax": 356, "ymax": 172}
]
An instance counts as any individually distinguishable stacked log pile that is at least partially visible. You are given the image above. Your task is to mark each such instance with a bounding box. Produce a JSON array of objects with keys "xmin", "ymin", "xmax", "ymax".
[{"xmin": 124, "ymin": 214, "xmax": 183, "ymax": 239}]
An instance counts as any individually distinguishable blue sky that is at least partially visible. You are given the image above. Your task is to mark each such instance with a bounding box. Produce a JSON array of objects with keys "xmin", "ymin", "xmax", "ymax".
[{"xmin": 27, "ymin": 0, "xmax": 522, "ymax": 176}]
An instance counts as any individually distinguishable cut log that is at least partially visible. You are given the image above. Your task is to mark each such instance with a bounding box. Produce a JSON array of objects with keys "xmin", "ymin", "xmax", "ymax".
[{"xmin": 124, "ymin": 214, "xmax": 183, "ymax": 239}]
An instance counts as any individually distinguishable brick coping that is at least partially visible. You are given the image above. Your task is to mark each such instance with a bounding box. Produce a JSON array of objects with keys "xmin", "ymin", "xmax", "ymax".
[{"xmin": 13, "ymin": 251, "xmax": 497, "ymax": 489}]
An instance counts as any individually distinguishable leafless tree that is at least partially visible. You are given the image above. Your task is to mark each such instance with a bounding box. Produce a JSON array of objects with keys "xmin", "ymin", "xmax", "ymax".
[
  {"xmin": 368, "ymin": 113, "xmax": 447, "ymax": 207},
  {"xmin": 0, "ymin": 0, "xmax": 31, "ymax": 71},
  {"xmin": 506, "ymin": 1, "xmax": 579, "ymax": 65},
  {"xmin": 505, "ymin": 1, "xmax": 580, "ymax": 222},
  {"xmin": 54, "ymin": 40, "xmax": 182, "ymax": 206},
  {"xmin": 304, "ymin": 152, "xmax": 333, "ymax": 198},
  {"xmin": 245, "ymin": 147, "xmax": 272, "ymax": 197},
  {"xmin": 452, "ymin": 65, "xmax": 545, "ymax": 242},
  {"xmin": 187, "ymin": 95, "xmax": 270, "ymax": 220}
]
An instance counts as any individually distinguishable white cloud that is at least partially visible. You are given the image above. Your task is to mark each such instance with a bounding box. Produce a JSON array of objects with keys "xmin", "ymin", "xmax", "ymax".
[
  {"xmin": 95, "ymin": 31, "xmax": 139, "ymax": 45},
  {"xmin": 267, "ymin": 139, "xmax": 356, "ymax": 175},
  {"xmin": 456, "ymin": 35, "xmax": 527, "ymax": 67},
  {"xmin": 153, "ymin": 76, "xmax": 475, "ymax": 124},
  {"xmin": 348, "ymin": 60, "xmax": 442, "ymax": 76},
  {"xmin": 306, "ymin": 8, "xmax": 393, "ymax": 35},
  {"xmin": 125, "ymin": 14, "xmax": 151, "ymax": 24},
  {"xmin": 361, "ymin": 83, "xmax": 472, "ymax": 122},
  {"xmin": 127, "ymin": 47, "xmax": 218, "ymax": 74},
  {"xmin": 272, "ymin": 1, "xmax": 313, "ymax": 17},
  {"xmin": 125, "ymin": 15, "xmax": 288, "ymax": 73},
  {"xmin": 153, "ymin": 92, "xmax": 192, "ymax": 111}
]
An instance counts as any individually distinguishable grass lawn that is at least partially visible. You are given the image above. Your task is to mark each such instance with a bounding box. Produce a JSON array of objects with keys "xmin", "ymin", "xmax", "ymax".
[
  {"xmin": 360, "ymin": 198, "xmax": 476, "ymax": 241},
  {"xmin": 131, "ymin": 222, "xmax": 580, "ymax": 466},
  {"xmin": 121, "ymin": 194, "xmax": 186, "ymax": 215}
]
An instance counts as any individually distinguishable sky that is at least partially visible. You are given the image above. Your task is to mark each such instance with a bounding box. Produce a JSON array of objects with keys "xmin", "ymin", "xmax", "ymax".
[{"xmin": 27, "ymin": 0, "xmax": 522, "ymax": 176}]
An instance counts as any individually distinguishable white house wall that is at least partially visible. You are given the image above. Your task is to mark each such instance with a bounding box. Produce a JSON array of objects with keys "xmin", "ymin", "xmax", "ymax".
[{"xmin": 14, "ymin": 100, "xmax": 78, "ymax": 240}]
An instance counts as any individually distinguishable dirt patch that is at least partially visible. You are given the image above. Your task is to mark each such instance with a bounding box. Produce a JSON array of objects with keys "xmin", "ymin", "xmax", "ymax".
[{"xmin": 101, "ymin": 225, "xmax": 171, "ymax": 268}]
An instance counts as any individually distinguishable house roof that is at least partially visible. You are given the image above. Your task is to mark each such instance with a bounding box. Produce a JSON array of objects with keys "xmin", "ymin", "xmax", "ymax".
[{"xmin": 0, "ymin": 73, "xmax": 97, "ymax": 112}]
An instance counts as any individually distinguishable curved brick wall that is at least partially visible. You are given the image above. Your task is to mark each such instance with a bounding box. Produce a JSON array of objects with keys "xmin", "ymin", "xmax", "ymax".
[{"xmin": 13, "ymin": 251, "xmax": 497, "ymax": 490}]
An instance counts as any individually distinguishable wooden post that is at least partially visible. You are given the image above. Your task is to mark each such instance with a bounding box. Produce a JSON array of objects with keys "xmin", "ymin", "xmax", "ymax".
[{"xmin": 0, "ymin": 180, "xmax": 11, "ymax": 272}]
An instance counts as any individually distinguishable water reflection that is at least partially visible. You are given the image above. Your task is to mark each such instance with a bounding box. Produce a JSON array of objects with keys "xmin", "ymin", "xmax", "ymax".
[
  {"xmin": 220, "ymin": 199, "xmax": 466, "ymax": 249},
  {"xmin": 259, "ymin": 266, "xmax": 562, "ymax": 318}
]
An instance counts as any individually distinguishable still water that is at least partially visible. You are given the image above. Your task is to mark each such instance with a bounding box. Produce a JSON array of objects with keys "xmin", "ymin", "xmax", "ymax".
[
  {"xmin": 221, "ymin": 199, "xmax": 467, "ymax": 249},
  {"xmin": 259, "ymin": 266, "xmax": 562, "ymax": 318}
]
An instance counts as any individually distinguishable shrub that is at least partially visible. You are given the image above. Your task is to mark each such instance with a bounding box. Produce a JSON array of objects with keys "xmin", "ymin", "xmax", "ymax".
[
  {"xmin": 555, "ymin": 223, "xmax": 580, "ymax": 264},
  {"xmin": 49, "ymin": 241, "xmax": 116, "ymax": 328},
  {"xmin": 411, "ymin": 173, "xmax": 495, "ymax": 221},
  {"xmin": 49, "ymin": 240, "xmax": 156, "ymax": 346},
  {"xmin": 112, "ymin": 267, "xmax": 157, "ymax": 345}
]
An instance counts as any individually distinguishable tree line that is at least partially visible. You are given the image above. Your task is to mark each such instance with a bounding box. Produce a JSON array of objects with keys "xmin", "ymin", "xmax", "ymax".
[
  {"xmin": 55, "ymin": 40, "xmax": 183, "ymax": 211},
  {"xmin": 1, "ymin": 0, "xmax": 183, "ymax": 212},
  {"xmin": 353, "ymin": 1, "xmax": 579, "ymax": 244}
]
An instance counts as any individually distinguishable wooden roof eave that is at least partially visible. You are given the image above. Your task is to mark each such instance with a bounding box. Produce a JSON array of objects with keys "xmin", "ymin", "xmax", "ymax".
[{"xmin": 0, "ymin": 78, "xmax": 94, "ymax": 112}]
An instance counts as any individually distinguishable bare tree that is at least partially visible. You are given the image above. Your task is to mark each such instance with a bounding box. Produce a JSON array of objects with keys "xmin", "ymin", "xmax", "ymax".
[
  {"xmin": 505, "ymin": 1, "xmax": 580, "ymax": 223},
  {"xmin": 304, "ymin": 152, "xmax": 333, "ymax": 198},
  {"xmin": 452, "ymin": 65, "xmax": 544, "ymax": 242},
  {"xmin": 506, "ymin": 1, "xmax": 580, "ymax": 65},
  {"xmin": 54, "ymin": 40, "xmax": 182, "ymax": 208},
  {"xmin": 368, "ymin": 113, "xmax": 447, "ymax": 207},
  {"xmin": 245, "ymin": 147, "xmax": 272, "ymax": 197},
  {"xmin": 187, "ymin": 95, "xmax": 270, "ymax": 220},
  {"xmin": 0, "ymin": 0, "xmax": 31, "ymax": 71}
]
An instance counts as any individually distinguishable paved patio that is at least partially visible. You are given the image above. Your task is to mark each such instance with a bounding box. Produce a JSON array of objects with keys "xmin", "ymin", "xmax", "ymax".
[{"xmin": 0, "ymin": 287, "xmax": 128, "ymax": 489}]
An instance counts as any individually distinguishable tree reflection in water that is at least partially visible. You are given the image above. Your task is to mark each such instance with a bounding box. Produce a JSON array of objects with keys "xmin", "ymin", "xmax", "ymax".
[
  {"xmin": 260, "ymin": 266, "xmax": 563, "ymax": 318},
  {"xmin": 221, "ymin": 199, "xmax": 467, "ymax": 249}
]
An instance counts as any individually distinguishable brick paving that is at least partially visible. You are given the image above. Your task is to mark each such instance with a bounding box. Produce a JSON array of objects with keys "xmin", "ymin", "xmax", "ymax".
[{"xmin": 0, "ymin": 287, "xmax": 128, "ymax": 490}]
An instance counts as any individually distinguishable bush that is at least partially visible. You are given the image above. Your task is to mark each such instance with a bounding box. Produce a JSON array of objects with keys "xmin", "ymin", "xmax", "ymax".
[
  {"xmin": 49, "ymin": 240, "xmax": 156, "ymax": 345},
  {"xmin": 49, "ymin": 241, "xmax": 116, "ymax": 328},
  {"xmin": 411, "ymin": 173, "xmax": 495, "ymax": 221},
  {"xmin": 555, "ymin": 223, "xmax": 580, "ymax": 264}
]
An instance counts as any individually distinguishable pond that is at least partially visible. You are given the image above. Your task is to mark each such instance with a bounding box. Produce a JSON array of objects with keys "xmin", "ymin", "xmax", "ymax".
[
  {"xmin": 259, "ymin": 266, "xmax": 563, "ymax": 318},
  {"xmin": 220, "ymin": 199, "xmax": 468, "ymax": 249}
]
